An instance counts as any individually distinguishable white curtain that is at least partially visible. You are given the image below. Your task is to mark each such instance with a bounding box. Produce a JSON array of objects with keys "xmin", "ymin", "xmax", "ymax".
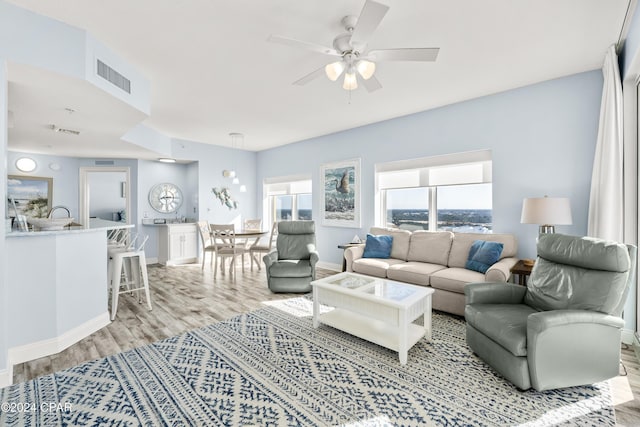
[{"xmin": 588, "ymin": 44, "xmax": 624, "ymax": 241}]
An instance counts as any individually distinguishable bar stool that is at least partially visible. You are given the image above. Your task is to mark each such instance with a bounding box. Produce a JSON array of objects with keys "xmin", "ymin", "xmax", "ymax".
[{"xmin": 109, "ymin": 234, "xmax": 152, "ymax": 320}]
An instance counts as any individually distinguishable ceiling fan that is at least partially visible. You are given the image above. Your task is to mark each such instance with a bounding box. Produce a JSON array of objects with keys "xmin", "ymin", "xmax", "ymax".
[{"xmin": 268, "ymin": 0, "xmax": 439, "ymax": 92}]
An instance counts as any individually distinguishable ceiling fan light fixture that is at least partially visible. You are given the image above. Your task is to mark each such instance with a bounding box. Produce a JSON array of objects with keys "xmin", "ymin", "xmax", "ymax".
[
  {"xmin": 325, "ymin": 61, "xmax": 346, "ymax": 81},
  {"xmin": 356, "ymin": 60, "xmax": 376, "ymax": 80},
  {"xmin": 343, "ymin": 71, "xmax": 358, "ymax": 90}
]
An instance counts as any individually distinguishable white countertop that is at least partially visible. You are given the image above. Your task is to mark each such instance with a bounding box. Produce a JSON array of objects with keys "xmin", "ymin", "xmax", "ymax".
[{"xmin": 6, "ymin": 218, "xmax": 133, "ymax": 238}]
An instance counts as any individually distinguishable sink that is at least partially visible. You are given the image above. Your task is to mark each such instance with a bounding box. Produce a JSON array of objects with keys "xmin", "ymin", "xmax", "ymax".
[{"xmin": 27, "ymin": 217, "xmax": 75, "ymax": 231}]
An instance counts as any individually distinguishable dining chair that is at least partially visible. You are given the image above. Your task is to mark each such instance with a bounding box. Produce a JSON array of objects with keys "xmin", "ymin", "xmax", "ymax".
[
  {"xmin": 249, "ymin": 221, "xmax": 278, "ymax": 271},
  {"xmin": 210, "ymin": 223, "xmax": 246, "ymax": 279},
  {"xmin": 196, "ymin": 220, "xmax": 216, "ymax": 270},
  {"xmin": 240, "ymin": 218, "xmax": 263, "ymax": 266}
]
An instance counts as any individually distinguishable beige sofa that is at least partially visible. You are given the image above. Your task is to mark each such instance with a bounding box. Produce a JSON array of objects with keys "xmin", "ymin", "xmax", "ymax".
[{"xmin": 344, "ymin": 227, "xmax": 518, "ymax": 316}]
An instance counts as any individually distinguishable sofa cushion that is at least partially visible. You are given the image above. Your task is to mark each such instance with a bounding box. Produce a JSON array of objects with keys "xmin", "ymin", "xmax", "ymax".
[
  {"xmin": 387, "ymin": 262, "xmax": 446, "ymax": 286},
  {"xmin": 352, "ymin": 258, "xmax": 406, "ymax": 278},
  {"xmin": 363, "ymin": 234, "xmax": 393, "ymax": 258},
  {"xmin": 448, "ymin": 232, "xmax": 517, "ymax": 268},
  {"xmin": 465, "ymin": 240, "xmax": 504, "ymax": 273},
  {"xmin": 465, "ymin": 303, "xmax": 538, "ymax": 357},
  {"xmin": 430, "ymin": 267, "xmax": 485, "ymax": 293},
  {"xmin": 370, "ymin": 227, "xmax": 411, "ymax": 260},
  {"xmin": 407, "ymin": 231, "xmax": 453, "ymax": 265}
]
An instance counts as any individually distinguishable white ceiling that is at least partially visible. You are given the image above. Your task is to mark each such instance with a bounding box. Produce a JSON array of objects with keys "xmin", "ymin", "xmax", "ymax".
[{"xmin": 5, "ymin": 0, "xmax": 631, "ymax": 156}]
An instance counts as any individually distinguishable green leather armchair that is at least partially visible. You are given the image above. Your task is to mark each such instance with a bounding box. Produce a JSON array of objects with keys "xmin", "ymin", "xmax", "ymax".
[
  {"xmin": 263, "ymin": 221, "xmax": 319, "ymax": 293},
  {"xmin": 465, "ymin": 233, "xmax": 637, "ymax": 391}
]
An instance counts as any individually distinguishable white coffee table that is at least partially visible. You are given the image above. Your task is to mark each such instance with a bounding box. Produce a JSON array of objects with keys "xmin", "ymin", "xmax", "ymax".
[{"xmin": 311, "ymin": 272, "xmax": 434, "ymax": 365}]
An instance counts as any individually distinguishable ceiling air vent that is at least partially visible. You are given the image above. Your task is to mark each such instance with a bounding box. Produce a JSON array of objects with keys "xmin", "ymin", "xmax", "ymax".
[
  {"xmin": 97, "ymin": 59, "xmax": 131, "ymax": 94},
  {"xmin": 95, "ymin": 160, "xmax": 115, "ymax": 166}
]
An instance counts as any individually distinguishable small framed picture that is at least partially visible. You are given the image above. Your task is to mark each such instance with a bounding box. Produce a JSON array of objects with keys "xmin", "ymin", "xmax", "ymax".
[{"xmin": 320, "ymin": 159, "xmax": 361, "ymax": 228}]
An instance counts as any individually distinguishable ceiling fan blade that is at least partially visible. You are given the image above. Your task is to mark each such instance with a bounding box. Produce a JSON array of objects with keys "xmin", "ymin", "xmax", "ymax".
[
  {"xmin": 367, "ymin": 48, "xmax": 440, "ymax": 62},
  {"xmin": 361, "ymin": 74, "xmax": 382, "ymax": 93},
  {"xmin": 292, "ymin": 66, "xmax": 327, "ymax": 86},
  {"xmin": 268, "ymin": 34, "xmax": 340, "ymax": 56},
  {"xmin": 350, "ymin": 0, "xmax": 390, "ymax": 46}
]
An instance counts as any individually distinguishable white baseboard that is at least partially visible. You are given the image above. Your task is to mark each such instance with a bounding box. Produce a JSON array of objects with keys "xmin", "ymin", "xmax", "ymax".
[
  {"xmin": 146, "ymin": 257, "xmax": 158, "ymax": 264},
  {"xmin": 622, "ymin": 328, "xmax": 634, "ymax": 345},
  {"xmin": 0, "ymin": 368, "xmax": 10, "ymax": 389},
  {"xmin": 8, "ymin": 311, "xmax": 111, "ymax": 369},
  {"xmin": 317, "ymin": 261, "xmax": 341, "ymax": 272}
]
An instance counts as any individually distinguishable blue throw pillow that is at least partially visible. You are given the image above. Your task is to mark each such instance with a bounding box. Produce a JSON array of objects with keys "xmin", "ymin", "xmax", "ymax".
[
  {"xmin": 465, "ymin": 240, "xmax": 504, "ymax": 273},
  {"xmin": 362, "ymin": 234, "xmax": 393, "ymax": 259}
]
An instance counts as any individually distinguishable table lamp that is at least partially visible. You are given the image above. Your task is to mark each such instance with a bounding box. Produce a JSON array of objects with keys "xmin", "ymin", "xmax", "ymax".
[{"xmin": 521, "ymin": 196, "xmax": 572, "ymax": 234}]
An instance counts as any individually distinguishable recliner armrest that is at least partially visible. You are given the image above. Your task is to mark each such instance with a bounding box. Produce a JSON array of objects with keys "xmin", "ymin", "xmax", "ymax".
[
  {"xmin": 263, "ymin": 250, "xmax": 278, "ymax": 268},
  {"xmin": 528, "ymin": 309, "xmax": 624, "ymax": 333},
  {"xmin": 485, "ymin": 257, "xmax": 519, "ymax": 282},
  {"xmin": 464, "ymin": 282, "xmax": 526, "ymax": 305},
  {"xmin": 526, "ymin": 309, "xmax": 624, "ymax": 391},
  {"xmin": 309, "ymin": 250, "xmax": 319, "ymax": 267},
  {"xmin": 345, "ymin": 245, "xmax": 365, "ymax": 272}
]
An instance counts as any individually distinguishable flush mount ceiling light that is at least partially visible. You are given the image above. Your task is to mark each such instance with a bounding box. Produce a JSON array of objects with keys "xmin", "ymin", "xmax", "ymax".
[
  {"xmin": 268, "ymin": 0, "xmax": 439, "ymax": 92},
  {"xmin": 158, "ymin": 158, "xmax": 176, "ymax": 163},
  {"xmin": 15, "ymin": 157, "xmax": 37, "ymax": 173}
]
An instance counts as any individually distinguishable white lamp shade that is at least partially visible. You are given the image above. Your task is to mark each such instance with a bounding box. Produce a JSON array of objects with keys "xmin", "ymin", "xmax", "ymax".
[
  {"xmin": 521, "ymin": 197, "xmax": 572, "ymax": 225},
  {"xmin": 343, "ymin": 71, "xmax": 358, "ymax": 90},
  {"xmin": 356, "ymin": 60, "xmax": 376, "ymax": 80},
  {"xmin": 325, "ymin": 61, "xmax": 346, "ymax": 81}
]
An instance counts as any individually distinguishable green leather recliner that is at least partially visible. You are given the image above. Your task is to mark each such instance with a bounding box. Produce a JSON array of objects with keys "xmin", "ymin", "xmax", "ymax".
[
  {"xmin": 465, "ymin": 233, "xmax": 637, "ymax": 391},
  {"xmin": 263, "ymin": 221, "xmax": 319, "ymax": 293}
]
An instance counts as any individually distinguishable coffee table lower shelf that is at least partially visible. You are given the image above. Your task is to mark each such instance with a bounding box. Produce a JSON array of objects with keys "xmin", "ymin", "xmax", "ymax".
[{"xmin": 316, "ymin": 308, "xmax": 426, "ymax": 361}]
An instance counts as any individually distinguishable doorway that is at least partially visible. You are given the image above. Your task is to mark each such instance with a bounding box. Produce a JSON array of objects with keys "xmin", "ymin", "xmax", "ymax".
[{"xmin": 79, "ymin": 167, "xmax": 131, "ymax": 227}]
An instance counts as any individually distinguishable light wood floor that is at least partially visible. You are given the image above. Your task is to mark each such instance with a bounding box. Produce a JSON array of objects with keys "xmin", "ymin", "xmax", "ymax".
[{"xmin": 11, "ymin": 262, "xmax": 640, "ymax": 425}]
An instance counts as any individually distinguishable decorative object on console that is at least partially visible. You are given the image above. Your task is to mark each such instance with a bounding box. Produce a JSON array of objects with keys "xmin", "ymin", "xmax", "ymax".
[
  {"xmin": 149, "ymin": 183, "xmax": 183, "ymax": 213},
  {"xmin": 465, "ymin": 240, "xmax": 504, "ymax": 274},
  {"xmin": 521, "ymin": 196, "xmax": 572, "ymax": 234},
  {"xmin": 362, "ymin": 233, "xmax": 393, "ymax": 258},
  {"xmin": 320, "ymin": 158, "xmax": 361, "ymax": 228},
  {"xmin": 212, "ymin": 187, "xmax": 238, "ymax": 210},
  {"xmin": 267, "ymin": 0, "xmax": 439, "ymax": 93}
]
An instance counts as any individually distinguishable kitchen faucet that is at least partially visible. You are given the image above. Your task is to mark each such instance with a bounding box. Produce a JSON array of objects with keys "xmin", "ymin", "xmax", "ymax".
[{"xmin": 47, "ymin": 205, "xmax": 71, "ymax": 219}]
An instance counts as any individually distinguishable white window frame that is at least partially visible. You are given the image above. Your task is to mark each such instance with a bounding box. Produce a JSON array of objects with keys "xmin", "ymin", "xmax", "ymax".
[
  {"xmin": 375, "ymin": 150, "xmax": 492, "ymax": 232},
  {"xmin": 263, "ymin": 175, "xmax": 312, "ymax": 225}
]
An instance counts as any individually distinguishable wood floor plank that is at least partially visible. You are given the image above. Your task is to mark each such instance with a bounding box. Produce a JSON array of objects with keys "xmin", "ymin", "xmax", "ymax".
[{"xmin": 9, "ymin": 262, "xmax": 640, "ymax": 424}]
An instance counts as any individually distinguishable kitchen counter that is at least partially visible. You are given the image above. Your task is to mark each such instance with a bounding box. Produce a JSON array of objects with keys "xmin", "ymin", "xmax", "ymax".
[
  {"xmin": 3, "ymin": 218, "xmax": 133, "ymax": 383},
  {"xmin": 6, "ymin": 218, "xmax": 132, "ymax": 237}
]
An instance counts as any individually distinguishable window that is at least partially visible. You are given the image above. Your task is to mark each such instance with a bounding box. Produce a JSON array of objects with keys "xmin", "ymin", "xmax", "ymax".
[
  {"xmin": 436, "ymin": 183, "xmax": 492, "ymax": 232},
  {"xmin": 376, "ymin": 151, "xmax": 492, "ymax": 233},
  {"xmin": 385, "ymin": 188, "xmax": 429, "ymax": 230},
  {"xmin": 264, "ymin": 176, "xmax": 312, "ymax": 224}
]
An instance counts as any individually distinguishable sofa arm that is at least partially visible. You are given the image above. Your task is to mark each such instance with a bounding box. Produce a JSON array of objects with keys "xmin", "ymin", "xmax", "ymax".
[
  {"xmin": 485, "ymin": 257, "xmax": 519, "ymax": 282},
  {"xmin": 527, "ymin": 310, "xmax": 624, "ymax": 391},
  {"xmin": 464, "ymin": 282, "xmax": 526, "ymax": 305},
  {"xmin": 345, "ymin": 245, "xmax": 365, "ymax": 272}
]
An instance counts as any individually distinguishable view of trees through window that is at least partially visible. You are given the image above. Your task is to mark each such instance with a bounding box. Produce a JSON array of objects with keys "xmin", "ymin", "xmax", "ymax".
[{"xmin": 385, "ymin": 183, "xmax": 492, "ymax": 233}]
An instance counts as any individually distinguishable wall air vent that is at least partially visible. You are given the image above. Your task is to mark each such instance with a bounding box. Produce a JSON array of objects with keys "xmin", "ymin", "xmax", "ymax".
[
  {"xmin": 50, "ymin": 124, "xmax": 80, "ymax": 135},
  {"xmin": 97, "ymin": 59, "xmax": 131, "ymax": 94},
  {"xmin": 95, "ymin": 160, "xmax": 115, "ymax": 166}
]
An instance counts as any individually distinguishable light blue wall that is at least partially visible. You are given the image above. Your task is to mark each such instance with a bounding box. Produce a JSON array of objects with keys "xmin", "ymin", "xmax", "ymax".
[
  {"xmin": 1, "ymin": 58, "xmax": 8, "ymax": 376},
  {"xmin": 257, "ymin": 71, "xmax": 602, "ymax": 265},
  {"xmin": 174, "ymin": 138, "xmax": 258, "ymax": 226}
]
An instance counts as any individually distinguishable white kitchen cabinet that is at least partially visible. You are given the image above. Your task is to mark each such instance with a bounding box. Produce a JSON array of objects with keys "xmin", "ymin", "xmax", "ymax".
[{"xmin": 158, "ymin": 223, "xmax": 198, "ymax": 265}]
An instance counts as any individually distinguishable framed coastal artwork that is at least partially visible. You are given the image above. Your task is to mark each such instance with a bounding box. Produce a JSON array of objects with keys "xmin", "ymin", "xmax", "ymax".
[
  {"xmin": 320, "ymin": 158, "xmax": 361, "ymax": 228},
  {"xmin": 7, "ymin": 175, "xmax": 53, "ymax": 218}
]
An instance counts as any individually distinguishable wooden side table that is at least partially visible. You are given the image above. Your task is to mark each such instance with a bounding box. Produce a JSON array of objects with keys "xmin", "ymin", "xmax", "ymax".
[
  {"xmin": 511, "ymin": 260, "xmax": 534, "ymax": 285},
  {"xmin": 337, "ymin": 243, "xmax": 365, "ymax": 272}
]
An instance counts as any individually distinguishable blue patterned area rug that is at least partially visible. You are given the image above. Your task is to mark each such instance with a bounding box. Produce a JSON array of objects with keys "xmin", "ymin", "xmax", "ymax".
[{"xmin": 1, "ymin": 297, "xmax": 614, "ymax": 426}]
